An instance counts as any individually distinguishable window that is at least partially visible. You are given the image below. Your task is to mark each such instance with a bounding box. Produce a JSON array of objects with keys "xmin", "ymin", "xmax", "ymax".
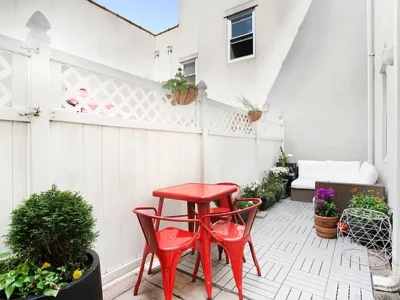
[
  {"xmin": 182, "ymin": 59, "xmax": 196, "ymax": 83},
  {"xmin": 228, "ymin": 10, "xmax": 255, "ymax": 61}
]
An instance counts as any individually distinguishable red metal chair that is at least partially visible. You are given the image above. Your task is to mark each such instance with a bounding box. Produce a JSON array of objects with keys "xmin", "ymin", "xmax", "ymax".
[
  {"xmin": 192, "ymin": 198, "xmax": 262, "ymax": 300},
  {"xmin": 189, "ymin": 182, "xmax": 241, "ymax": 261},
  {"xmin": 133, "ymin": 207, "xmax": 201, "ymax": 300}
]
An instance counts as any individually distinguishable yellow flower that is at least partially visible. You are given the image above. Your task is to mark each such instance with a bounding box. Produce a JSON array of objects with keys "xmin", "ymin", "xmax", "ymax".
[
  {"xmin": 73, "ymin": 269, "xmax": 83, "ymax": 280},
  {"xmin": 351, "ymin": 188, "xmax": 357, "ymax": 193},
  {"xmin": 368, "ymin": 190, "xmax": 374, "ymax": 194},
  {"xmin": 41, "ymin": 262, "xmax": 51, "ymax": 269},
  {"xmin": 376, "ymin": 197, "xmax": 382, "ymax": 203}
]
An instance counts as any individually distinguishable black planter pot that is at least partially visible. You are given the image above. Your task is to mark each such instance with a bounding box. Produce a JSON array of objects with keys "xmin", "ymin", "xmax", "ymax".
[
  {"xmin": 348, "ymin": 217, "xmax": 391, "ymax": 251},
  {"xmin": 1, "ymin": 251, "xmax": 103, "ymax": 300},
  {"xmin": 260, "ymin": 197, "xmax": 275, "ymax": 211}
]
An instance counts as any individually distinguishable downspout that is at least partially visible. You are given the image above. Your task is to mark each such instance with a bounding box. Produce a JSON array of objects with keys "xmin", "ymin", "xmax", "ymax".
[
  {"xmin": 373, "ymin": 0, "xmax": 400, "ymax": 292},
  {"xmin": 367, "ymin": 0, "xmax": 375, "ymax": 164},
  {"xmin": 155, "ymin": 50, "xmax": 160, "ymax": 81},
  {"xmin": 167, "ymin": 46, "xmax": 173, "ymax": 78}
]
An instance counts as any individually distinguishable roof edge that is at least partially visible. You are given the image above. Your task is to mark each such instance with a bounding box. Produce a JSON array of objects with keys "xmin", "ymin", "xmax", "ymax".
[
  {"xmin": 155, "ymin": 24, "xmax": 179, "ymax": 36},
  {"xmin": 87, "ymin": 0, "xmax": 156, "ymax": 36}
]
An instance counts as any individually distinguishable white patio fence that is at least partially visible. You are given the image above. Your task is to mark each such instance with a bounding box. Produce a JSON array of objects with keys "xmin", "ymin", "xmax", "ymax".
[{"xmin": 0, "ymin": 12, "xmax": 283, "ymax": 284}]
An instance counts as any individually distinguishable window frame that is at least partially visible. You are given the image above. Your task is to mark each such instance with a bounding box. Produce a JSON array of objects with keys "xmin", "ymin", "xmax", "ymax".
[
  {"xmin": 181, "ymin": 58, "xmax": 197, "ymax": 84},
  {"xmin": 227, "ymin": 9, "xmax": 256, "ymax": 63}
]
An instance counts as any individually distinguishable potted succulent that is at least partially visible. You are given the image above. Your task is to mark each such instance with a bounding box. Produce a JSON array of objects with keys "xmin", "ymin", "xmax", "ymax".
[
  {"xmin": 0, "ymin": 185, "xmax": 102, "ymax": 300},
  {"xmin": 347, "ymin": 188, "xmax": 390, "ymax": 246},
  {"xmin": 162, "ymin": 68, "xmax": 198, "ymax": 105},
  {"xmin": 234, "ymin": 95, "xmax": 262, "ymax": 122},
  {"xmin": 314, "ymin": 188, "xmax": 338, "ymax": 239}
]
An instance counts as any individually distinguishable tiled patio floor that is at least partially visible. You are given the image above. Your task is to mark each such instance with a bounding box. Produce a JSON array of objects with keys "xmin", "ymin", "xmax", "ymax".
[{"xmin": 115, "ymin": 199, "xmax": 374, "ymax": 300}]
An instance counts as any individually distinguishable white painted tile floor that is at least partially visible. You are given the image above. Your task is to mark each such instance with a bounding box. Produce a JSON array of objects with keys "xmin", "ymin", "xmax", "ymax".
[{"xmin": 114, "ymin": 199, "xmax": 375, "ymax": 300}]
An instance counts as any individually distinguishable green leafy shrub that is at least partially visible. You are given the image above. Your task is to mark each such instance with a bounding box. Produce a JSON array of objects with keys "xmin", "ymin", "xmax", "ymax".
[
  {"xmin": 241, "ymin": 181, "xmax": 263, "ymax": 198},
  {"xmin": 162, "ymin": 68, "xmax": 196, "ymax": 93},
  {"xmin": 314, "ymin": 200, "xmax": 337, "ymax": 217},
  {"xmin": 236, "ymin": 201, "xmax": 254, "ymax": 210},
  {"xmin": 5, "ymin": 185, "xmax": 98, "ymax": 276}
]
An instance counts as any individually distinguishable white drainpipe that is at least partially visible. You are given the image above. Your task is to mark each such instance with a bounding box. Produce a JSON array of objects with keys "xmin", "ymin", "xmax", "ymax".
[
  {"xmin": 167, "ymin": 46, "xmax": 173, "ymax": 78},
  {"xmin": 367, "ymin": 0, "xmax": 375, "ymax": 164},
  {"xmin": 155, "ymin": 50, "xmax": 160, "ymax": 82},
  {"xmin": 373, "ymin": 0, "xmax": 400, "ymax": 292}
]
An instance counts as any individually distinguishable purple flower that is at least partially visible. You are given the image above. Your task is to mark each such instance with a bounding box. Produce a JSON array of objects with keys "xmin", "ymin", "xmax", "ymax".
[
  {"xmin": 313, "ymin": 198, "xmax": 325, "ymax": 205},
  {"xmin": 315, "ymin": 188, "xmax": 334, "ymax": 200}
]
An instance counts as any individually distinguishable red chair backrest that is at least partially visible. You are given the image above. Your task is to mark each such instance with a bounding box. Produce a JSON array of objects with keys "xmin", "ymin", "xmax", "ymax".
[
  {"xmin": 216, "ymin": 182, "xmax": 241, "ymax": 208},
  {"xmin": 133, "ymin": 207, "xmax": 159, "ymax": 251},
  {"xmin": 202, "ymin": 198, "xmax": 261, "ymax": 241}
]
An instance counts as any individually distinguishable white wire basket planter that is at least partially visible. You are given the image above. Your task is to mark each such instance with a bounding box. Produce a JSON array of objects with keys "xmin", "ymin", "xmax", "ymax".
[{"xmin": 338, "ymin": 208, "xmax": 392, "ymax": 267}]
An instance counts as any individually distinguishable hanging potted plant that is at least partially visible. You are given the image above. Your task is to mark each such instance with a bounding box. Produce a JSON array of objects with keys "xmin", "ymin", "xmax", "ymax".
[
  {"xmin": 234, "ymin": 94, "xmax": 262, "ymax": 122},
  {"xmin": 314, "ymin": 188, "xmax": 338, "ymax": 239},
  {"xmin": 162, "ymin": 68, "xmax": 198, "ymax": 105},
  {"xmin": 0, "ymin": 185, "xmax": 102, "ymax": 300}
]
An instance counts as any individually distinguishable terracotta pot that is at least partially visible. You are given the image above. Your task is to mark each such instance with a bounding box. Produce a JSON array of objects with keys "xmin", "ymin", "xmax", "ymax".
[
  {"xmin": 314, "ymin": 224, "xmax": 337, "ymax": 239},
  {"xmin": 248, "ymin": 110, "xmax": 262, "ymax": 122},
  {"xmin": 172, "ymin": 87, "xmax": 198, "ymax": 105},
  {"xmin": 314, "ymin": 214, "xmax": 338, "ymax": 228},
  {"xmin": 314, "ymin": 214, "xmax": 338, "ymax": 239}
]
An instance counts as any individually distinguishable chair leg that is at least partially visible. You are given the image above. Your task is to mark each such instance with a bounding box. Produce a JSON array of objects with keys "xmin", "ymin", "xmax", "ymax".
[
  {"xmin": 133, "ymin": 246, "xmax": 149, "ymax": 296},
  {"xmin": 225, "ymin": 244, "xmax": 245, "ymax": 300},
  {"xmin": 192, "ymin": 252, "xmax": 201, "ymax": 282},
  {"xmin": 159, "ymin": 253, "xmax": 181, "ymax": 300},
  {"xmin": 248, "ymin": 239, "xmax": 261, "ymax": 276},
  {"xmin": 218, "ymin": 245, "xmax": 223, "ymax": 261},
  {"xmin": 225, "ymin": 250, "xmax": 230, "ymax": 264}
]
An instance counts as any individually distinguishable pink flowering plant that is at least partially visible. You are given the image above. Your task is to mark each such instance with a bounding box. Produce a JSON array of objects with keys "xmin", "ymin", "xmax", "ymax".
[{"xmin": 314, "ymin": 188, "xmax": 337, "ymax": 217}]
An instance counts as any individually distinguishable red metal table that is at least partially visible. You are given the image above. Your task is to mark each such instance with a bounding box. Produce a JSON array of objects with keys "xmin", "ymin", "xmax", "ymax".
[{"xmin": 152, "ymin": 183, "xmax": 237, "ymax": 300}]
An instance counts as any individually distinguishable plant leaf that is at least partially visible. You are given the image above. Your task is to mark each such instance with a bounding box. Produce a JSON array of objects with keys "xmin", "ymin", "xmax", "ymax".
[
  {"xmin": 43, "ymin": 288, "xmax": 58, "ymax": 297},
  {"xmin": 5, "ymin": 284, "xmax": 14, "ymax": 299}
]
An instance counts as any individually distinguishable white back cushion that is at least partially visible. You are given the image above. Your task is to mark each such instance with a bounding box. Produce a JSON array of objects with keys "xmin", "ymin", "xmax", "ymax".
[
  {"xmin": 359, "ymin": 162, "xmax": 379, "ymax": 184},
  {"xmin": 327, "ymin": 160, "xmax": 361, "ymax": 182},
  {"xmin": 298, "ymin": 160, "xmax": 327, "ymax": 180}
]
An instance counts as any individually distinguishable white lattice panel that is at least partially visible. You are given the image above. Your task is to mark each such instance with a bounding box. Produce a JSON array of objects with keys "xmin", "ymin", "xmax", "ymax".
[
  {"xmin": 0, "ymin": 51, "xmax": 12, "ymax": 107},
  {"xmin": 258, "ymin": 115, "xmax": 284, "ymax": 140},
  {"xmin": 207, "ymin": 100, "xmax": 254, "ymax": 135},
  {"xmin": 59, "ymin": 65, "xmax": 196, "ymax": 127}
]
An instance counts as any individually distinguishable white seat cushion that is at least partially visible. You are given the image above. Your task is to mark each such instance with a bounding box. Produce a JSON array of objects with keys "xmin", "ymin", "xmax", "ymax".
[
  {"xmin": 298, "ymin": 160, "xmax": 327, "ymax": 181},
  {"xmin": 326, "ymin": 160, "xmax": 361, "ymax": 182},
  {"xmin": 291, "ymin": 178, "xmax": 316, "ymax": 190},
  {"xmin": 359, "ymin": 162, "xmax": 378, "ymax": 184}
]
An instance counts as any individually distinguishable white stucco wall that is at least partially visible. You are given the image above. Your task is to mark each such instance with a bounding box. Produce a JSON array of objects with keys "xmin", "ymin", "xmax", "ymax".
[
  {"xmin": 0, "ymin": 0, "xmax": 156, "ymax": 80},
  {"xmin": 266, "ymin": 0, "xmax": 368, "ymax": 162},
  {"xmin": 373, "ymin": 0, "xmax": 395, "ymax": 197},
  {"xmin": 156, "ymin": 0, "xmax": 312, "ymax": 107}
]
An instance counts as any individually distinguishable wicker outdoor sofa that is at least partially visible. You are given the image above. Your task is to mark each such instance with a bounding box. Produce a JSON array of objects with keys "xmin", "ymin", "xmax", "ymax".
[{"xmin": 291, "ymin": 160, "xmax": 384, "ymax": 213}]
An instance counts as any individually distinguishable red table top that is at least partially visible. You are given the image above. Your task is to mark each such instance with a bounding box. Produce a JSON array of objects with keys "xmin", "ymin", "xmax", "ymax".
[{"xmin": 153, "ymin": 183, "xmax": 237, "ymax": 203}]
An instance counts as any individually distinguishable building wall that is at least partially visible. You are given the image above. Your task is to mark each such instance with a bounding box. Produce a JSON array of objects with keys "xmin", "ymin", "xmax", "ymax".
[
  {"xmin": 266, "ymin": 0, "xmax": 368, "ymax": 161},
  {"xmin": 373, "ymin": 0, "xmax": 395, "ymax": 197},
  {"xmin": 156, "ymin": 0, "xmax": 312, "ymax": 107},
  {"xmin": 0, "ymin": 0, "xmax": 156, "ymax": 80}
]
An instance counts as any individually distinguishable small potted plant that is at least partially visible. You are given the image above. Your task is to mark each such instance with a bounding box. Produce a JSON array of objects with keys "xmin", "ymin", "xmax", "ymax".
[
  {"xmin": 268, "ymin": 167, "xmax": 289, "ymax": 199},
  {"xmin": 162, "ymin": 68, "xmax": 198, "ymax": 105},
  {"xmin": 314, "ymin": 188, "xmax": 338, "ymax": 239},
  {"xmin": 241, "ymin": 181, "xmax": 265, "ymax": 210},
  {"xmin": 234, "ymin": 94, "xmax": 262, "ymax": 122},
  {"xmin": 347, "ymin": 188, "xmax": 390, "ymax": 246},
  {"xmin": 0, "ymin": 185, "xmax": 102, "ymax": 300},
  {"xmin": 235, "ymin": 200, "xmax": 254, "ymax": 223}
]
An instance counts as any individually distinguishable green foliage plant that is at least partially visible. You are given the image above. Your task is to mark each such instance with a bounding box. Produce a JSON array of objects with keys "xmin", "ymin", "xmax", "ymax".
[
  {"xmin": 349, "ymin": 189, "xmax": 389, "ymax": 216},
  {"xmin": 162, "ymin": 68, "xmax": 196, "ymax": 93},
  {"xmin": 0, "ymin": 263, "xmax": 67, "ymax": 299}
]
